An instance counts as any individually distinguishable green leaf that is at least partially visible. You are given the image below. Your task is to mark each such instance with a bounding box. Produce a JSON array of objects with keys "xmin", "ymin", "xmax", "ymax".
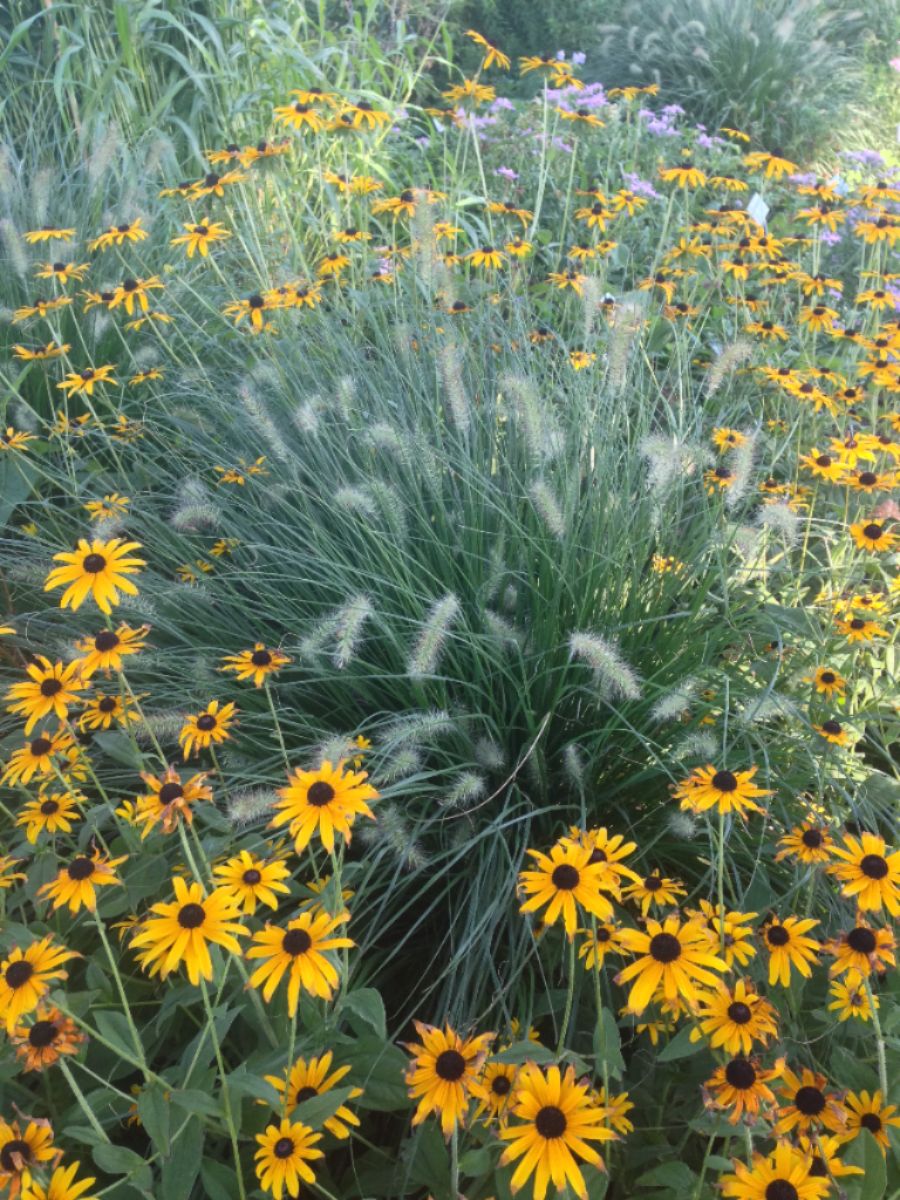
[
  {"xmin": 160, "ymin": 1116, "xmax": 203, "ymax": 1200},
  {"xmin": 405, "ymin": 1122, "xmax": 450, "ymax": 1200},
  {"xmin": 0, "ymin": 455, "xmax": 34, "ymax": 529},
  {"xmin": 341, "ymin": 987, "xmax": 387, "ymax": 1038},
  {"xmin": 458, "ymin": 1146, "xmax": 494, "ymax": 1175},
  {"xmin": 167, "ymin": 1088, "xmax": 224, "ymax": 1120},
  {"xmin": 200, "ymin": 1160, "xmax": 239, "ymax": 1200},
  {"xmin": 292, "ymin": 1085, "xmax": 355, "ymax": 1129},
  {"xmin": 94, "ymin": 1010, "xmax": 139, "ymax": 1062},
  {"xmin": 226, "ymin": 1067, "xmax": 280, "ymax": 1106},
  {"xmin": 92, "ymin": 1143, "xmax": 154, "ymax": 1192},
  {"xmin": 492, "ymin": 1039, "xmax": 556, "ymax": 1065},
  {"xmin": 657, "ymin": 1025, "xmax": 704, "ymax": 1062},
  {"xmin": 339, "ymin": 1037, "xmax": 409, "ymax": 1110},
  {"xmin": 843, "ymin": 1131, "xmax": 886, "ymax": 1200},
  {"xmin": 636, "ymin": 1163, "xmax": 698, "ymax": 1190},
  {"xmin": 137, "ymin": 1083, "xmax": 170, "ymax": 1156},
  {"xmin": 593, "ymin": 1008, "xmax": 625, "ymax": 1079}
]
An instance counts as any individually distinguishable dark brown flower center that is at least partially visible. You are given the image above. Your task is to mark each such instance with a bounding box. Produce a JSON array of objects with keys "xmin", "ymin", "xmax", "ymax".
[
  {"xmin": 196, "ymin": 714, "xmax": 217, "ymax": 731},
  {"xmin": 727, "ymin": 1002, "xmax": 752, "ymax": 1024},
  {"xmin": 821, "ymin": 721, "xmax": 841, "ymax": 735},
  {"xmin": 847, "ymin": 927, "xmax": 877, "ymax": 954},
  {"xmin": 30, "ymin": 737, "xmax": 52, "ymax": 756},
  {"xmin": 250, "ymin": 649, "xmax": 271, "ymax": 666},
  {"xmin": 40, "ymin": 798, "xmax": 60, "ymax": 815},
  {"xmin": 535, "ymin": 1105, "xmax": 567, "ymax": 1139},
  {"xmin": 242, "ymin": 869, "xmax": 262, "ymax": 885},
  {"xmin": 724, "ymin": 1058, "xmax": 756, "ymax": 1088},
  {"xmin": 794, "ymin": 1086, "xmax": 825, "ymax": 1115},
  {"xmin": 294, "ymin": 1086, "xmax": 317, "ymax": 1104},
  {"xmin": 551, "ymin": 864, "xmax": 580, "ymax": 890},
  {"xmin": 434, "ymin": 1049, "xmax": 467, "ymax": 1081},
  {"xmin": 82, "ymin": 553, "xmax": 107, "ymax": 573},
  {"xmin": 491, "ymin": 1074, "xmax": 512, "ymax": 1095},
  {"xmin": 40, "ymin": 677, "xmax": 63, "ymax": 697},
  {"xmin": 801, "ymin": 828, "xmax": 824, "ymax": 848},
  {"xmin": 0, "ymin": 1139, "xmax": 32, "ymax": 1172},
  {"xmin": 849, "ymin": 619, "xmax": 865, "ymax": 630},
  {"xmin": 860, "ymin": 854, "xmax": 888, "ymax": 880},
  {"xmin": 5, "ymin": 960, "xmax": 34, "ymax": 988},
  {"xmin": 766, "ymin": 925, "xmax": 790, "ymax": 946},
  {"xmin": 861, "ymin": 1112, "xmax": 882, "ymax": 1133},
  {"xmin": 643, "ymin": 875, "xmax": 662, "ymax": 891},
  {"xmin": 819, "ymin": 671, "xmax": 836, "ymax": 684},
  {"xmin": 273, "ymin": 1136, "xmax": 295, "ymax": 1159},
  {"xmin": 158, "ymin": 782, "xmax": 184, "ymax": 805},
  {"xmin": 282, "ymin": 929, "xmax": 312, "ymax": 956},
  {"xmin": 862, "ymin": 523, "xmax": 883, "ymax": 541},
  {"xmin": 307, "ymin": 781, "xmax": 336, "ymax": 808},
  {"xmin": 28, "ymin": 1019, "xmax": 59, "ymax": 1048},
  {"xmin": 649, "ymin": 932, "xmax": 681, "ymax": 963},
  {"xmin": 815, "ymin": 455, "xmax": 831, "ymax": 467},
  {"xmin": 177, "ymin": 903, "xmax": 206, "ymax": 929},
  {"xmin": 94, "ymin": 630, "xmax": 119, "ymax": 652},
  {"xmin": 858, "ymin": 473, "xmax": 878, "ymax": 487},
  {"xmin": 67, "ymin": 856, "xmax": 95, "ymax": 881},
  {"xmin": 765, "ymin": 1183, "xmax": 798, "ymax": 1200},
  {"xmin": 712, "ymin": 770, "xmax": 738, "ymax": 792}
]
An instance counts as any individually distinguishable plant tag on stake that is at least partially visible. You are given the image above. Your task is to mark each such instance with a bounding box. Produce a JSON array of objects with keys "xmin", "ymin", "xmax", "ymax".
[{"xmin": 747, "ymin": 192, "xmax": 769, "ymax": 229}]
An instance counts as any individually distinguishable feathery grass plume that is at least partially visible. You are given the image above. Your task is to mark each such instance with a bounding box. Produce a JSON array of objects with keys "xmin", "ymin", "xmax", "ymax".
[
  {"xmin": 705, "ymin": 337, "xmax": 753, "ymax": 397},
  {"xmin": 228, "ymin": 788, "xmax": 280, "ymax": 827},
  {"xmin": 438, "ymin": 341, "xmax": 470, "ymax": 435},
  {"xmin": 439, "ymin": 771, "xmax": 486, "ymax": 810},
  {"xmin": 335, "ymin": 375, "xmax": 357, "ymax": 422},
  {"xmin": 292, "ymin": 397, "xmax": 322, "ymax": 435},
  {"xmin": 474, "ymin": 738, "xmax": 505, "ymax": 772},
  {"xmin": 569, "ymin": 631, "xmax": 642, "ymax": 701},
  {"xmin": 170, "ymin": 502, "xmax": 222, "ymax": 533},
  {"xmin": 238, "ymin": 383, "xmax": 291, "ymax": 464},
  {"xmin": 724, "ymin": 432, "xmax": 757, "ymax": 510},
  {"xmin": 673, "ymin": 730, "xmax": 719, "ymax": 760},
  {"xmin": 411, "ymin": 199, "xmax": 439, "ymax": 287},
  {"xmin": 0, "ymin": 145, "xmax": 15, "ymax": 207},
  {"xmin": 758, "ymin": 501, "xmax": 800, "ymax": 547},
  {"xmin": 132, "ymin": 710, "xmax": 190, "ymax": 746},
  {"xmin": 499, "ymin": 372, "xmax": 562, "ymax": 463},
  {"xmin": 299, "ymin": 610, "xmax": 342, "ymax": 658},
  {"xmin": 11, "ymin": 401, "xmax": 39, "ymax": 433},
  {"xmin": 736, "ymin": 693, "xmax": 799, "ymax": 727},
  {"xmin": 144, "ymin": 135, "xmax": 174, "ymax": 179},
  {"xmin": 335, "ymin": 486, "xmax": 378, "ymax": 518},
  {"xmin": 92, "ymin": 515, "xmax": 129, "ymax": 539},
  {"xmin": 409, "ymin": 429, "xmax": 443, "ymax": 496},
  {"xmin": 30, "ymin": 166, "xmax": 53, "ymax": 226},
  {"xmin": 484, "ymin": 537, "xmax": 507, "ymax": 604},
  {"xmin": 88, "ymin": 121, "xmax": 122, "ymax": 184},
  {"xmin": 605, "ymin": 300, "xmax": 642, "ymax": 393},
  {"xmin": 314, "ymin": 734, "xmax": 358, "ymax": 765},
  {"xmin": 407, "ymin": 594, "xmax": 461, "ymax": 679},
  {"xmin": 729, "ymin": 524, "xmax": 767, "ymax": 585},
  {"xmin": 502, "ymin": 584, "xmax": 518, "ymax": 612},
  {"xmin": 333, "ymin": 593, "xmax": 374, "ymax": 668},
  {"xmin": 358, "ymin": 803, "xmax": 426, "ymax": 869},
  {"xmin": 563, "ymin": 743, "xmax": 586, "ymax": 791},
  {"xmin": 366, "ymin": 422, "xmax": 409, "ymax": 463},
  {"xmin": 370, "ymin": 481, "xmax": 408, "ymax": 541},
  {"xmin": 0, "ymin": 218, "xmax": 27, "ymax": 278},
  {"xmin": 639, "ymin": 434, "xmax": 705, "ymax": 496},
  {"xmin": 383, "ymin": 710, "xmax": 455, "ymax": 749},
  {"xmin": 484, "ymin": 610, "xmax": 523, "ymax": 649},
  {"xmin": 530, "ymin": 479, "xmax": 567, "ymax": 539},
  {"xmin": 374, "ymin": 747, "xmax": 424, "ymax": 784},
  {"xmin": 667, "ymin": 810, "xmax": 699, "ymax": 840},
  {"xmin": 650, "ymin": 677, "xmax": 698, "ymax": 722},
  {"xmin": 580, "ymin": 276, "xmax": 604, "ymax": 343}
]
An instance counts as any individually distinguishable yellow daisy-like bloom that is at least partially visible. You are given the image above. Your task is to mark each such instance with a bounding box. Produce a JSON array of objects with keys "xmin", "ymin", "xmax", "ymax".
[
  {"xmin": 130, "ymin": 877, "xmax": 248, "ymax": 985},
  {"xmin": 0, "ymin": 935, "xmax": 78, "ymax": 1031},
  {"xmin": 16, "ymin": 790, "xmax": 83, "ymax": 844},
  {"xmin": 223, "ymin": 293, "xmax": 269, "ymax": 330},
  {"xmin": 254, "ymin": 1118, "xmax": 323, "ymax": 1200},
  {"xmin": 0, "ymin": 856, "xmax": 26, "ymax": 889},
  {"xmin": 44, "ymin": 537, "xmax": 144, "ymax": 614},
  {"xmin": 659, "ymin": 163, "xmax": 707, "ymax": 188},
  {"xmin": 812, "ymin": 719, "xmax": 851, "ymax": 746},
  {"xmin": 465, "ymin": 29, "xmax": 511, "ymax": 69},
  {"xmin": 475, "ymin": 1061, "xmax": 519, "ymax": 1122},
  {"xmin": 827, "ymin": 832, "xmax": 899, "ymax": 915},
  {"xmin": 24, "ymin": 226, "xmax": 76, "ymax": 243},
  {"xmin": 467, "ymin": 245, "xmax": 506, "ymax": 269},
  {"xmin": 0, "ymin": 1117, "xmax": 57, "ymax": 1197},
  {"xmin": 10, "ymin": 1004, "xmax": 86, "ymax": 1072},
  {"xmin": 563, "ymin": 827, "xmax": 641, "ymax": 888},
  {"xmin": 839, "ymin": 1090, "xmax": 900, "ymax": 1152},
  {"xmin": 265, "ymin": 1051, "xmax": 363, "ymax": 1136},
  {"xmin": 134, "ymin": 766, "xmax": 213, "ymax": 837},
  {"xmin": 12, "ymin": 335, "xmax": 72, "ymax": 359},
  {"xmin": 178, "ymin": 699, "xmax": 238, "ymax": 759},
  {"xmin": 404, "ymin": 1022, "xmax": 493, "ymax": 1137},
  {"xmin": 797, "ymin": 1134, "xmax": 863, "ymax": 1182},
  {"xmin": 799, "ymin": 448, "xmax": 847, "ymax": 482},
  {"xmin": 776, "ymin": 1067, "xmax": 847, "ymax": 1135},
  {"xmin": 705, "ymin": 1056, "xmax": 782, "ymax": 1124},
  {"xmin": 16, "ymin": 1160, "xmax": 98, "ymax": 1200},
  {"xmin": 88, "ymin": 218, "xmax": 148, "ymax": 250},
  {"xmin": 762, "ymin": 917, "xmax": 820, "ymax": 987},
  {"xmin": 569, "ymin": 349, "xmax": 597, "ymax": 370},
  {"xmin": 0, "ymin": 429, "xmax": 36, "ymax": 454},
  {"xmin": 221, "ymin": 642, "xmax": 291, "ymax": 686},
  {"xmin": 720, "ymin": 1141, "xmax": 829, "ymax": 1200},
  {"xmin": 79, "ymin": 692, "xmax": 140, "ymax": 731},
  {"xmin": 577, "ymin": 921, "xmax": 630, "ymax": 970},
  {"xmin": 621, "ymin": 872, "xmax": 686, "ymax": 915},
  {"xmin": 246, "ymin": 908, "xmax": 353, "ymax": 1013},
  {"xmin": 170, "ymin": 218, "xmax": 231, "ymax": 258},
  {"xmin": 56, "ymin": 363, "xmax": 118, "ymax": 397},
  {"xmin": 850, "ymin": 519, "xmax": 896, "ymax": 553},
  {"xmin": 518, "ymin": 842, "xmax": 616, "ymax": 938},
  {"xmin": 834, "ymin": 615, "xmax": 888, "ymax": 643},
  {"xmin": 271, "ymin": 759, "xmax": 377, "ymax": 854},
  {"xmin": 498, "ymin": 1062, "xmax": 616, "ymax": 1200},
  {"xmin": 84, "ymin": 493, "xmax": 130, "ymax": 521},
  {"xmin": 35, "ymin": 260, "xmax": 89, "ymax": 284},
  {"xmin": 690, "ymin": 900, "xmax": 758, "ymax": 968},
  {"xmin": 827, "ymin": 972, "xmax": 878, "ymax": 1022},
  {"xmin": 2, "ymin": 727, "xmax": 74, "ymax": 787},
  {"xmin": 690, "ymin": 977, "xmax": 778, "ymax": 1056},
  {"xmin": 711, "ymin": 427, "xmax": 749, "ymax": 452},
  {"xmin": 74, "ymin": 623, "xmax": 150, "ymax": 677},
  {"xmin": 212, "ymin": 850, "xmax": 291, "ymax": 914},
  {"xmin": 674, "ymin": 764, "xmax": 772, "ymax": 817},
  {"xmin": 805, "ymin": 666, "xmax": 846, "ymax": 699},
  {"xmin": 615, "ymin": 915, "xmax": 727, "ymax": 1013},
  {"xmin": 5, "ymin": 656, "xmax": 86, "ymax": 733},
  {"xmin": 774, "ymin": 821, "xmax": 835, "ymax": 865},
  {"xmin": 705, "ymin": 465, "xmax": 736, "ymax": 492},
  {"xmin": 827, "ymin": 921, "xmax": 895, "ymax": 977},
  {"xmin": 38, "ymin": 848, "xmax": 127, "ymax": 915}
]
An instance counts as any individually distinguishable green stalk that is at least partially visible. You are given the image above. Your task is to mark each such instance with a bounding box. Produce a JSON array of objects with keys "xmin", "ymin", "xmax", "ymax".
[
  {"xmin": 199, "ymin": 975, "xmax": 246, "ymax": 1200},
  {"xmin": 556, "ymin": 936, "xmax": 577, "ymax": 1057}
]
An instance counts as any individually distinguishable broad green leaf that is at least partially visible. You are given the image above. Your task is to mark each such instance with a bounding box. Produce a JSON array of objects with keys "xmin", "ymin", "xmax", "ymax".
[
  {"xmin": 657, "ymin": 1025, "xmax": 704, "ymax": 1062},
  {"xmin": 492, "ymin": 1039, "xmax": 556, "ymax": 1065},
  {"xmin": 92, "ymin": 1143, "xmax": 153, "ymax": 1192},
  {"xmin": 137, "ymin": 1083, "xmax": 170, "ymax": 1156},
  {"xmin": 593, "ymin": 1008, "xmax": 625, "ymax": 1079},
  {"xmin": 843, "ymin": 1131, "xmax": 887, "ymax": 1200},
  {"xmin": 160, "ymin": 1116, "xmax": 203, "ymax": 1200},
  {"xmin": 341, "ymin": 987, "xmax": 387, "ymax": 1038},
  {"xmin": 292, "ymin": 1085, "xmax": 356, "ymax": 1129},
  {"xmin": 636, "ymin": 1162, "xmax": 698, "ymax": 1190}
]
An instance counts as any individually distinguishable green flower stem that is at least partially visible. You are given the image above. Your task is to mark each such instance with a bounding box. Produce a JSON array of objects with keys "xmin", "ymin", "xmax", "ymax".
[
  {"xmin": 199, "ymin": 975, "xmax": 247, "ymax": 1200},
  {"xmin": 264, "ymin": 680, "xmax": 291, "ymax": 772},
  {"xmin": 863, "ymin": 976, "xmax": 888, "ymax": 1096},
  {"xmin": 449, "ymin": 1125, "xmax": 460, "ymax": 1200},
  {"xmin": 58, "ymin": 1004, "xmax": 166, "ymax": 1087},
  {"xmin": 93, "ymin": 909, "xmax": 149, "ymax": 1077},
  {"xmin": 59, "ymin": 1056, "xmax": 111, "ymax": 1142},
  {"xmin": 589, "ymin": 916, "xmax": 610, "ymax": 1101},
  {"xmin": 716, "ymin": 809, "xmax": 727, "ymax": 955},
  {"xmin": 556, "ymin": 935, "xmax": 577, "ymax": 1057}
]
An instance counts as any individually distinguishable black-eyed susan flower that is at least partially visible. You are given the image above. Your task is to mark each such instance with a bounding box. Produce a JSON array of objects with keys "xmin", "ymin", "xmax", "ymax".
[
  {"xmin": 705, "ymin": 1056, "xmax": 781, "ymax": 1124},
  {"xmin": 621, "ymin": 872, "xmax": 686, "ymax": 915},
  {"xmin": 88, "ymin": 219, "xmax": 148, "ymax": 250},
  {"xmin": 271, "ymin": 760, "xmax": 377, "ymax": 854},
  {"xmin": 0, "ymin": 936, "xmax": 78, "ymax": 1030},
  {"xmin": 659, "ymin": 162, "xmax": 707, "ymax": 188},
  {"xmin": 850, "ymin": 519, "xmax": 896, "ymax": 553},
  {"xmin": 0, "ymin": 1117, "xmax": 57, "ymax": 1197},
  {"xmin": 223, "ymin": 294, "xmax": 269, "ymax": 330},
  {"xmin": 24, "ymin": 226, "xmax": 75, "ymax": 243},
  {"xmin": 761, "ymin": 916, "xmax": 820, "ymax": 986},
  {"xmin": 465, "ymin": 29, "xmax": 510, "ymax": 69},
  {"xmin": 134, "ymin": 767, "xmax": 212, "ymax": 836},
  {"xmin": 798, "ymin": 1133, "xmax": 863, "ymax": 1183},
  {"xmin": 212, "ymin": 850, "xmax": 291, "ymax": 914},
  {"xmin": 74, "ymin": 623, "xmax": 149, "ymax": 677},
  {"xmin": 15, "ymin": 1159, "xmax": 97, "ymax": 1200},
  {"xmin": 2, "ymin": 727, "xmax": 74, "ymax": 787},
  {"xmin": 13, "ymin": 295, "xmax": 72, "ymax": 322},
  {"xmin": 799, "ymin": 448, "xmax": 846, "ymax": 482},
  {"xmin": 691, "ymin": 978, "xmax": 778, "ymax": 1056},
  {"xmin": 83, "ymin": 493, "xmax": 130, "ymax": 521},
  {"xmin": 246, "ymin": 909, "xmax": 353, "ymax": 1012},
  {"xmin": 341, "ymin": 99, "xmax": 392, "ymax": 130},
  {"xmin": 474, "ymin": 1061, "xmax": 519, "ymax": 1122},
  {"xmin": 131, "ymin": 877, "xmax": 247, "ymax": 985},
  {"xmin": 721, "ymin": 1140, "xmax": 828, "ymax": 1200},
  {"xmin": 547, "ymin": 269, "xmax": 586, "ymax": 294},
  {"xmin": 12, "ymin": 340, "xmax": 70, "ymax": 360},
  {"xmin": 404, "ymin": 1022, "xmax": 494, "ymax": 1138},
  {"xmin": 497, "ymin": 1062, "xmax": 615, "ymax": 1200},
  {"xmin": 775, "ymin": 821, "xmax": 835, "ymax": 865},
  {"xmin": 467, "ymin": 245, "xmax": 506, "ymax": 269},
  {"xmin": 828, "ymin": 973, "xmax": 878, "ymax": 1022},
  {"xmin": 828, "ymin": 832, "xmax": 899, "ymax": 915},
  {"xmin": 221, "ymin": 643, "xmax": 291, "ymax": 687},
  {"xmin": 6, "ymin": 656, "xmax": 86, "ymax": 732},
  {"xmin": 690, "ymin": 901, "xmax": 758, "ymax": 968},
  {"xmin": 712, "ymin": 428, "xmax": 749, "ymax": 452},
  {"xmin": 564, "ymin": 827, "xmax": 641, "ymax": 888},
  {"xmin": 56, "ymin": 364, "xmax": 118, "ymax": 397},
  {"xmin": 518, "ymin": 842, "xmax": 616, "ymax": 938},
  {"xmin": 170, "ymin": 218, "xmax": 231, "ymax": 258},
  {"xmin": 38, "ymin": 848, "xmax": 127, "ymax": 915},
  {"xmin": 190, "ymin": 168, "xmax": 246, "ymax": 199},
  {"xmin": 776, "ymin": 1066, "xmax": 847, "ymax": 1135},
  {"xmin": 805, "ymin": 666, "xmax": 846, "ymax": 700},
  {"xmin": 674, "ymin": 764, "xmax": 772, "ymax": 818},
  {"xmin": 443, "ymin": 78, "xmax": 496, "ymax": 105},
  {"xmin": 616, "ymin": 915, "xmax": 727, "ymax": 1012},
  {"xmin": 109, "ymin": 275, "xmax": 164, "ymax": 315},
  {"xmin": 839, "ymin": 1090, "xmax": 900, "ymax": 1152},
  {"xmin": 827, "ymin": 922, "xmax": 895, "ymax": 978},
  {"xmin": 705, "ymin": 465, "xmax": 735, "ymax": 492},
  {"xmin": 129, "ymin": 368, "xmax": 163, "ymax": 386},
  {"xmin": 0, "ymin": 856, "xmax": 26, "ymax": 889},
  {"xmin": 266, "ymin": 1051, "xmax": 362, "ymax": 1135},
  {"xmin": 178, "ymin": 699, "xmax": 238, "ymax": 759},
  {"xmin": 254, "ymin": 1118, "xmax": 322, "ymax": 1200},
  {"xmin": 813, "ymin": 719, "xmax": 851, "ymax": 746},
  {"xmin": 577, "ymin": 921, "xmax": 629, "ymax": 969},
  {"xmin": 35, "ymin": 260, "xmax": 89, "ymax": 285},
  {"xmin": 44, "ymin": 537, "xmax": 144, "ymax": 614},
  {"xmin": 16, "ymin": 791, "xmax": 82, "ymax": 844},
  {"xmin": 10, "ymin": 1005, "xmax": 85, "ymax": 1072}
]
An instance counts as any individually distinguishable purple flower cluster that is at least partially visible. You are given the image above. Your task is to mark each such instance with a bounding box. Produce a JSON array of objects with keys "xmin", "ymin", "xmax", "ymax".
[
  {"xmin": 622, "ymin": 171, "xmax": 660, "ymax": 199},
  {"xmin": 640, "ymin": 104, "xmax": 685, "ymax": 137}
]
